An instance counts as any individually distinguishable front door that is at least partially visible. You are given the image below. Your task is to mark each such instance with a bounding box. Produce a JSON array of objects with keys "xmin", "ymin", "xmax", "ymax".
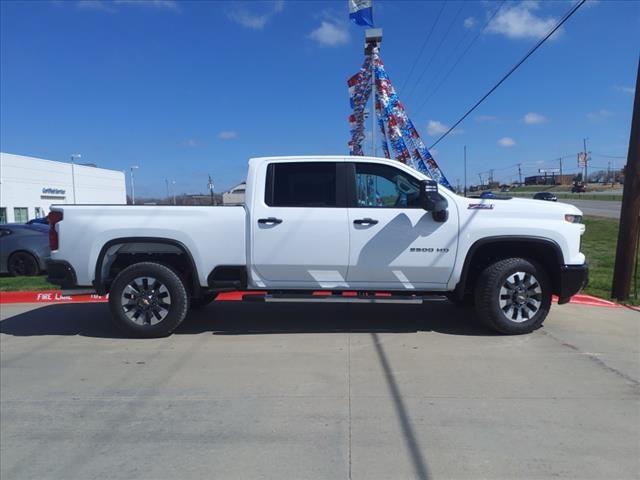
[
  {"xmin": 250, "ymin": 160, "xmax": 350, "ymax": 289},
  {"xmin": 346, "ymin": 162, "xmax": 458, "ymax": 289}
]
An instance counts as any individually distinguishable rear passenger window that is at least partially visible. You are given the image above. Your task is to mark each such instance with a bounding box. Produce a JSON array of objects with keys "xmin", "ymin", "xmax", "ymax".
[{"xmin": 266, "ymin": 162, "xmax": 337, "ymax": 207}]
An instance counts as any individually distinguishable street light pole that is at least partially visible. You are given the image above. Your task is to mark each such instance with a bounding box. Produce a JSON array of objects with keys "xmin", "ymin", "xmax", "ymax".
[
  {"xmin": 70, "ymin": 154, "xmax": 81, "ymax": 204},
  {"xmin": 463, "ymin": 145, "xmax": 467, "ymax": 197},
  {"xmin": 208, "ymin": 175, "xmax": 215, "ymax": 206},
  {"xmin": 130, "ymin": 166, "xmax": 139, "ymax": 205},
  {"xmin": 171, "ymin": 180, "xmax": 176, "ymax": 205}
]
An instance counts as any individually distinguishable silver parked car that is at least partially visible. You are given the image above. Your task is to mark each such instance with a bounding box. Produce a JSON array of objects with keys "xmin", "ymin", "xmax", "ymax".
[{"xmin": 0, "ymin": 224, "xmax": 50, "ymax": 276}]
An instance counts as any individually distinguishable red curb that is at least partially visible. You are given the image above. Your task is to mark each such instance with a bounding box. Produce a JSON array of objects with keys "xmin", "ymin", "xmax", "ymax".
[
  {"xmin": 0, "ymin": 290, "xmax": 108, "ymax": 304},
  {"xmin": 0, "ymin": 290, "xmax": 626, "ymax": 308}
]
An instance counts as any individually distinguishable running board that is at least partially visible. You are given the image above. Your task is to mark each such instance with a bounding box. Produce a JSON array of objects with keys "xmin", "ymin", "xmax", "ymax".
[{"xmin": 243, "ymin": 293, "xmax": 448, "ymax": 304}]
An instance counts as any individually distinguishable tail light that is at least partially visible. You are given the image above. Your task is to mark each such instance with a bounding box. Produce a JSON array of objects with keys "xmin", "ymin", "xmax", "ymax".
[{"xmin": 49, "ymin": 211, "xmax": 63, "ymax": 250}]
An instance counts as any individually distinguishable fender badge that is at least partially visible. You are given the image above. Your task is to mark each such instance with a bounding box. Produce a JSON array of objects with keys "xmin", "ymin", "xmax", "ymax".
[{"xmin": 468, "ymin": 203, "xmax": 494, "ymax": 210}]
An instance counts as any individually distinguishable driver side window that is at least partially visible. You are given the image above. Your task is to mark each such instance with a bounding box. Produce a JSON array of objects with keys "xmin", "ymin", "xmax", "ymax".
[{"xmin": 355, "ymin": 163, "xmax": 421, "ymax": 208}]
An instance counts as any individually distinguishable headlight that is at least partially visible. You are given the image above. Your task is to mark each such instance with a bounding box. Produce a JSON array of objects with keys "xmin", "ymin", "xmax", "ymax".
[{"xmin": 565, "ymin": 214, "xmax": 583, "ymax": 223}]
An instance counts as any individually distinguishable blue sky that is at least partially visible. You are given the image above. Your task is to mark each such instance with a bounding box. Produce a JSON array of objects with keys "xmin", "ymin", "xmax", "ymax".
[{"xmin": 1, "ymin": 0, "xmax": 638, "ymax": 196}]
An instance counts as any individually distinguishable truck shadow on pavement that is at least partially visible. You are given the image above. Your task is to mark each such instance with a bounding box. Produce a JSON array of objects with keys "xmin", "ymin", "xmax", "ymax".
[{"xmin": 0, "ymin": 300, "xmax": 497, "ymax": 338}]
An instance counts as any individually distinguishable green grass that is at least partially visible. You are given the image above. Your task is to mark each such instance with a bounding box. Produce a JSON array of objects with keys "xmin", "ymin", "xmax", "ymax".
[
  {"xmin": 509, "ymin": 192, "xmax": 621, "ymax": 202},
  {"xmin": 581, "ymin": 217, "xmax": 639, "ymax": 305},
  {"xmin": 0, "ymin": 275, "xmax": 54, "ymax": 292}
]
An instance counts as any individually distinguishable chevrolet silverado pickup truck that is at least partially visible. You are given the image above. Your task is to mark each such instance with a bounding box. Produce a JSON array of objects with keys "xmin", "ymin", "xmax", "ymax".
[{"xmin": 47, "ymin": 156, "xmax": 588, "ymax": 337}]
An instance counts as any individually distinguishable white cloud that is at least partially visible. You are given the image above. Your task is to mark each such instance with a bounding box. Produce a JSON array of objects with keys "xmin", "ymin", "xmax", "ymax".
[
  {"xmin": 426, "ymin": 120, "xmax": 463, "ymax": 137},
  {"xmin": 308, "ymin": 21, "xmax": 349, "ymax": 47},
  {"xmin": 114, "ymin": 0, "xmax": 180, "ymax": 11},
  {"xmin": 498, "ymin": 137, "xmax": 516, "ymax": 147},
  {"xmin": 614, "ymin": 85, "xmax": 634, "ymax": 94},
  {"xmin": 76, "ymin": 0, "xmax": 179, "ymax": 13},
  {"xmin": 76, "ymin": 1, "xmax": 116, "ymax": 13},
  {"xmin": 218, "ymin": 131, "xmax": 238, "ymax": 140},
  {"xmin": 523, "ymin": 112, "xmax": 548, "ymax": 124},
  {"xmin": 486, "ymin": 1, "xmax": 558, "ymax": 40},
  {"xmin": 475, "ymin": 115, "xmax": 497, "ymax": 122},
  {"xmin": 183, "ymin": 139, "xmax": 199, "ymax": 148},
  {"xmin": 586, "ymin": 109, "xmax": 613, "ymax": 121},
  {"xmin": 429, "ymin": 148, "xmax": 439, "ymax": 157},
  {"xmin": 227, "ymin": 1, "xmax": 284, "ymax": 30},
  {"xmin": 463, "ymin": 17, "xmax": 477, "ymax": 29}
]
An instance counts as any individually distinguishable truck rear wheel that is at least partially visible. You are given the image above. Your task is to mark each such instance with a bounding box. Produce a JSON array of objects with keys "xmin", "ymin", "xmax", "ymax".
[
  {"xmin": 108, "ymin": 262, "xmax": 189, "ymax": 338},
  {"xmin": 474, "ymin": 258, "xmax": 551, "ymax": 334}
]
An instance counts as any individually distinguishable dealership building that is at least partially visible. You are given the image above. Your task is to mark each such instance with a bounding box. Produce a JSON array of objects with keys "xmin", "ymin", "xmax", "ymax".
[{"xmin": 0, "ymin": 152, "xmax": 126, "ymax": 224}]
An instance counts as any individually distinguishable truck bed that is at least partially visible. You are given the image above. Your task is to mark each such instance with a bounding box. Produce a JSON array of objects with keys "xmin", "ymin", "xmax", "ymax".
[{"xmin": 51, "ymin": 205, "xmax": 246, "ymax": 287}]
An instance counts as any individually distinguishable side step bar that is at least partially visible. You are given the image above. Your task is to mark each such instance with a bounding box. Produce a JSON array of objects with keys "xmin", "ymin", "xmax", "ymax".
[{"xmin": 243, "ymin": 292, "xmax": 448, "ymax": 304}]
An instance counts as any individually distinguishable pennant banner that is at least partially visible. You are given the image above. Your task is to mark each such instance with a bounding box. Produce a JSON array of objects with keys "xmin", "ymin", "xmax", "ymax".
[
  {"xmin": 349, "ymin": 0, "xmax": 374, "ymax": 27},
  {"xmin": 347, "ymin": 45, "xmax": 452, "ymax": 190},
  {"xmin": 347, "ymin": 49, "xmax": 373, "ymax": 156}
]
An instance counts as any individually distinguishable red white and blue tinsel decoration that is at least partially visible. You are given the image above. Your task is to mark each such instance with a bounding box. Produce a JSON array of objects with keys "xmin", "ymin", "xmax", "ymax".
[{"xmin": 347, "ymin": 45, "xmax": 452, "ymax": 190}]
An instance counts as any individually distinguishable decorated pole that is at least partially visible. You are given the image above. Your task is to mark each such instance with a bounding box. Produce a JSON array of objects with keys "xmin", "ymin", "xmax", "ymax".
[{"xmin": 365, "ymin": 29, "xmax": 382, "ymax": 157}]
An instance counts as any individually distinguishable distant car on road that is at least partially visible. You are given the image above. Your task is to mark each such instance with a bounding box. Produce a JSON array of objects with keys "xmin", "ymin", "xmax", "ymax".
[
  {"xmin": 480, "ymin": 191, "xmax": 497, "ymax": 199},
  {"xmin": 534, "ymin": 192, "xmax": 558, "ymax": 202},
  {"xmin": 0, "ymin": 224, "xmax": 50, "ymax": 276},
  {"xmin": 571, "ymin": 183, "xmax": 586, "ymax": 193}
]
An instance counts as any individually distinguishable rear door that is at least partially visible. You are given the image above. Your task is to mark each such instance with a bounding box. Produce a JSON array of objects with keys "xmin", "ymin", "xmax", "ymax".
[
  {"xmin": 345, "ymin": 161, "xmax": 458, "ymax": 289},
  {"xmin": 250, "ymin": 160, "xmax": 350, "ymax": 289}
]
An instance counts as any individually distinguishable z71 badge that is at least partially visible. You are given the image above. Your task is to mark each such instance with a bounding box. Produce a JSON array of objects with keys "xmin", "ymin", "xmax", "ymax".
[{"xmin": 468, "ymin": 203, "xmax": 494, "ymax": 210}]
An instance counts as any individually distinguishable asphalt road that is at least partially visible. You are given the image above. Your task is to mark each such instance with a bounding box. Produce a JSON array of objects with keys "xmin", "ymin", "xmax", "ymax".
[
  {"xmin": 557, "ymin": 198, "xmax": 622, "ymax": 219},
  {"xmin": 1, "ymin": 301, "xmax": 639, "ymax": 479}
]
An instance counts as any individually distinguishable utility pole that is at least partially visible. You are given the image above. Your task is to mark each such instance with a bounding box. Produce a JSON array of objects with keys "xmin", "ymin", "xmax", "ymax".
[
  {"xmin": 517, "ymin": 163, "xmax": 522, "ymax": 186},
  {"xmin": 208, "ymin": 174, "xmax": 215, "ymax": 206},
  {"xmin": 171, "ymin": 180, "xmax": 176, "ymax": 205},
  {"xmin": 165, "ymin": 178, "xmax": 169, "ymax": 204},
  {"xmin": 583, "ymin": 138, "xmax": 589, "ymax": 184},
  {"xmin": 612, "ymin": 59, "xmax": 640, "ymax": 301},
  {"xmin": 478, "ymin": 173, "xmax": 484, "ymax": 189},
  {"xmin": 559, "ymin": 158, "xmax": 563, "ymax": 183},
  {"xmin": 489, "ymin": 169, "xmax": 494, "ymax": 184},
  {"xmin": 464, "ymin": 145, "xmax": 467, "ymax": 197}
]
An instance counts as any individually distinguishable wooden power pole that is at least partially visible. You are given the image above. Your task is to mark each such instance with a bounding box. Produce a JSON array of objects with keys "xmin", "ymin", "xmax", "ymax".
[{"xmin": 612, "ymin": 58, "xmax": 640, "ymax": 301}]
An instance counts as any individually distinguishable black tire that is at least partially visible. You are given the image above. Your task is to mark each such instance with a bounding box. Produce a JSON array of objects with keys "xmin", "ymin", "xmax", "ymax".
[
  {"xmin": 474, "ymin": 257, "xmax": 551, "ymax": 335},
  {"xmin": 8, "ymin": 251, "xmax": 40, "ymax": 276},
  {"xmin": 108, "ymin": 262, "xmax": 189, "ymax": 338},
  {"xmin": 190, "ymin": 292, "xmax": 218, "ymax": 309}
]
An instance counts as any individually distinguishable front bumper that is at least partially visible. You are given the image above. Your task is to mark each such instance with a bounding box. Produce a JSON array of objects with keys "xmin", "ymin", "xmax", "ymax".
[
  {"xmin": 46, "ymin": 260, "xmax": 78, "ymax": 289},
  {"xmin": 557, "ymin": 263, "xmax": 589, "ymax": 304}
]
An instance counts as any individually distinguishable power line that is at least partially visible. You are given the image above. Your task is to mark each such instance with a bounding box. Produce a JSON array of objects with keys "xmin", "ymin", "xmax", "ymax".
[
  {"xmin": 405, "ymin": 1, "xmax": 465, "ymax": 102},
  {"xmin": 415, "ymin": 0, "xmax": 506, "ymax": 116},
  {"xmin": 399, "ymin": 0, "xmax": 446, "ymax": 96},
  {"xmin": 429, "ymin": 0, "xmax": 587, "ymax": 149}
]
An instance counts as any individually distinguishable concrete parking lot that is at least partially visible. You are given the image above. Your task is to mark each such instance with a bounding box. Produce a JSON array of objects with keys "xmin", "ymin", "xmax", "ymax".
[{"xmin": 1, "ymin": 300, "xmax": 639, "ymax": 479}]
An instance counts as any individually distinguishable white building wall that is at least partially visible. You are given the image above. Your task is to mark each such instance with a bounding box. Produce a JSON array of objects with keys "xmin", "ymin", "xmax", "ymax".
[{"xmin": 0, "ymin": 152, "xmax": 126, "ymax": 223}]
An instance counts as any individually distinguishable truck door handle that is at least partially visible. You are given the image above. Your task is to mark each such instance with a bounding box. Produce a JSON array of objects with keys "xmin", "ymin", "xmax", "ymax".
[
  {"xmin": 258, "ymin": 217, "xmax": 283, "ymax": 225},
  {"xmin": 353, "ymin": 218, "xmax": 378, "ymax": 225}
]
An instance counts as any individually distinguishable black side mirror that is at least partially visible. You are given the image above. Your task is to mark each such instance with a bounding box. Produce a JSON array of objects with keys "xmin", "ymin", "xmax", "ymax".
[{"xmin": 420, "ymin": 179, "xmax": 449, "ymax": 222}]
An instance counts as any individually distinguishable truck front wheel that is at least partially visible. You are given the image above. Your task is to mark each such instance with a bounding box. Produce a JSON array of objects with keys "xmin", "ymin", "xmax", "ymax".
[
  {"xmin": 474, "ymin": 258, "xmax": 551, "ymax": 334},
  {"xmin": 108, "ymin": 262, "xmax": 189, "ymax": 338}
]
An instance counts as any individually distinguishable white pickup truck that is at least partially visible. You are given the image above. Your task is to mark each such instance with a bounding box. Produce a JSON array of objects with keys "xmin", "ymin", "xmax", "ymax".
[{"xmin": 47, "ymin": 156, "xmax": 588, "ymax": 337}]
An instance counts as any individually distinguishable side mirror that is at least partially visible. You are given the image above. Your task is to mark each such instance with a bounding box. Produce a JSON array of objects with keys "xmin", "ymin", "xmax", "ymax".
[{"xmin": 420, "ymin": 179, "xmax": 449, "ymax": 222}]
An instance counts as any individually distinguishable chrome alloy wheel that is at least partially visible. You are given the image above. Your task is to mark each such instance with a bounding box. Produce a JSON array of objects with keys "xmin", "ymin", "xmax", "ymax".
[
  {"xmin": 120, "ymin": 276, "xmax": 172, "ymax": 326},
  {"xmin": 498, "ymin": 271, "xmax": 542, "ymax": 323}
]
